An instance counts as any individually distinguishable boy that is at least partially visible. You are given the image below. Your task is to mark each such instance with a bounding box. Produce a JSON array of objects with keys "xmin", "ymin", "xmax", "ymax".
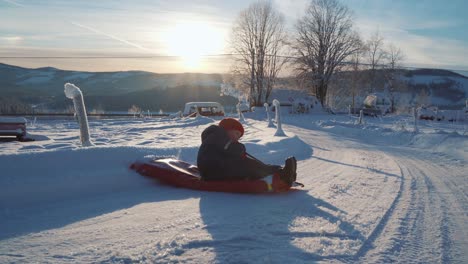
[{"xmin": 197, "ymin": 118, "xmax": 297, "ymax": 185}]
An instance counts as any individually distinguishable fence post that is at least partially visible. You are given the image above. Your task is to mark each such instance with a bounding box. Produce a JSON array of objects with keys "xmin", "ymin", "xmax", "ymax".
[{"xmin": 358, "ymin": 110, "xmax": 364, "ymax": 125}]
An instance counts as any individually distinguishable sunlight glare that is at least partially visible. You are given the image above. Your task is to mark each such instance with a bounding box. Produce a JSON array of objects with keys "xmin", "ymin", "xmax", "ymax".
[{"xmin": 164, "ymin": 22, "xmax": 225, "ymax": 70}]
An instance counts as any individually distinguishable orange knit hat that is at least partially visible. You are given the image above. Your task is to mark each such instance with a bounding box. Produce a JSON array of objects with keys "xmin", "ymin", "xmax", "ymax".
[{"xmin": 219, "ymin": 118, "xmax": 244, "ymax": 138}]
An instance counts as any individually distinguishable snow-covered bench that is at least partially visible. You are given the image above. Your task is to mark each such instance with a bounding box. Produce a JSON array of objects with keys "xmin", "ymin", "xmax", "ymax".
[{"xmin": 0, "ymin": 117, "xmax": 27, "ymax": 140}]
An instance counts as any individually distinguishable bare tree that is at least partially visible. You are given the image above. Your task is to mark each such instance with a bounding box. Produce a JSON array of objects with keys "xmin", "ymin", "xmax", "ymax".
[
  {"xmin": 349, "ymin": 49, "xmax": 365, "ymax": 110},
  {"xmin": 385, "ymin": 43, "xmax": 405, "ymax": 112},
  {"xmin": 365, "ymin": 31, "xmax": 387, "ymax": 92},
  {"xmin": 230, "ymin": 1, "xmax": 288, "ymax": 106},
  {"xmin": 387, "ymin": 44, "xmax": 404, "ymax": 70},
  {"xmin": 293, "ymin": 0, "xmax": 361, "ymax": 107}
]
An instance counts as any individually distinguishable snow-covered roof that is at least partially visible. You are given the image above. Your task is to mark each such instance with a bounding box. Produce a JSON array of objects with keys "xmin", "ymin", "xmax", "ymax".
[
  {"xmin": 0, "ymin": 117, "xmax": 27, "ymax": 124},
  {"xmin": 184, "ymin": 102, "xmax": 223, "ymax": 107}
]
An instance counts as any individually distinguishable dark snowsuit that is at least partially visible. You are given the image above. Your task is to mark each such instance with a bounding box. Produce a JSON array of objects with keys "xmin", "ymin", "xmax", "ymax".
[{"xmin": 197, "ymin": 125, "xmax": 280, "ymax": 181}]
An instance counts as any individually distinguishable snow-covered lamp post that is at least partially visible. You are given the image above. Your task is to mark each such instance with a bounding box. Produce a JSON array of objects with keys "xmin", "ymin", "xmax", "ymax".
[
  {"xmin": 264, "ymin": 103, "xmax": 274, "ymax": 127},
  {"xmin": 273, "ymin": 99, "xmax": 286, "ymax": 136},
  {"xmin": 413, "ymin": 107, "xmax": 419, "ymax": 133},
  {"xmin": 64, "ymin": 83, "xmax": 93, "ymax": 147}
]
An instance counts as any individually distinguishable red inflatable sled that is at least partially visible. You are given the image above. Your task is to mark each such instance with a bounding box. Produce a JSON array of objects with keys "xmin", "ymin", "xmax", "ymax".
[{"xmin": 130, "ymin": 158, "xmax": 293, "ymax": 193}]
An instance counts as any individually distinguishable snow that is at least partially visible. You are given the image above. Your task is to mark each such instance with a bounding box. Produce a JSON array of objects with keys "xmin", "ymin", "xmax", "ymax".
[
  {"xmin": 112, "ymin": 71, "xmax": 142, "ymax": 79},
  {"xmin": 63, "ymin": 72, "xmax": 94, "ymax": 81},
  {"xmin": 0, "ymin": 117, "xmax": 26, "ymax": 124},
  {"xmin": 64, "ymin": 83, "xmax": 82, "ymax": 99},
  {"xmin": 17, "ymin": 75, "xmax": 54, "ymax": 85},
  {"xmin": 0, "ymin": 111, "xmax": 466, "ymax": 263},
  {"xmin": 17, "ymin": 71, "xmax": 55, "ymax": 85}
]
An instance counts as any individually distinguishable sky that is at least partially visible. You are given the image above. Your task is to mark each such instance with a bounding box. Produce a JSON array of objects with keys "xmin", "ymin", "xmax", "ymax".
[{"xmin": 0, "ymin": 0, "xmax": 467, "ymax": 74}]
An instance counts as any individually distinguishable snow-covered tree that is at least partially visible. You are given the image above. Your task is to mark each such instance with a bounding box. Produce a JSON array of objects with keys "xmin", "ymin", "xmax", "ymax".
[
  {"xmin": 415, "ymin": 89, "xmax": 431, "ymax": 107},
  {"xmin": 128, "ymin": 105, "xmax": 142, "ymax": 117}
]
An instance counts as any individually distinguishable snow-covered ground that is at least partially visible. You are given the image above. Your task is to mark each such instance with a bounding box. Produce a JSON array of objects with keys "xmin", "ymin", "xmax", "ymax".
[{"xmin": 0, "ymin": 111, "xmax": 466, "ymax": 263}]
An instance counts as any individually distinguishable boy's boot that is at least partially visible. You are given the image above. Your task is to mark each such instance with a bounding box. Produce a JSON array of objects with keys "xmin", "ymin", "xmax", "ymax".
[{"xmin": 280, "ymin": 157, "xmax": 296, "ymax": 185}]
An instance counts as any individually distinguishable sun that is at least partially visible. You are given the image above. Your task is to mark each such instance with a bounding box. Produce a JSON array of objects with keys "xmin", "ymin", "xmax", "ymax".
[{"xmin": 163, "ymin": 22, "xmax": 225, "ymax": 70}]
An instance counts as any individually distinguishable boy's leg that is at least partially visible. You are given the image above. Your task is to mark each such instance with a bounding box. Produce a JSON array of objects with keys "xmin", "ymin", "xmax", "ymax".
[
  {"xmin": 200, "ymin": 158, "xmax": 283, "ymax": 181},
  {"xmin": 243, "ymin": 158, "xmax": 282, "ymax": 180}
]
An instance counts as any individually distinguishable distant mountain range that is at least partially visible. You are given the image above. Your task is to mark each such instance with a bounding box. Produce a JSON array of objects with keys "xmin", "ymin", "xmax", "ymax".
[
  {"xmin": 0, "ymin": 63, "xmax": 237, "ymax": 113},
  {"xmin": 0, "ymin": 63, "xmax": 466, "ymax": 113},
  {"xmin": 400, "ymin": 69, "xmax": 467, "ymax": 108}
]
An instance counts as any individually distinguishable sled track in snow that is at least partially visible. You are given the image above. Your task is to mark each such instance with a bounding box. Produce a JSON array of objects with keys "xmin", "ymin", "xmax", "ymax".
[
  {"xmin": 290, "ymin": 125, "xmax": 466, "ymax": 263},
  {"xmin": 353, "ymin": 165, "xmax": 405, "ymax": 260},
  {"xmin": 359, "ymin": 148, "xmax": 467, "ymax": 263},
  {"xmin": 290, "ymin": 127, "xmax": 406, "ymax": 262}
]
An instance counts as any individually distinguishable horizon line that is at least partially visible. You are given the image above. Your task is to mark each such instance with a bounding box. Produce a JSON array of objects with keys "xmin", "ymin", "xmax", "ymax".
[{"xmin": 1, "ymin": 60, "xmax": 467, "ymax": 77}]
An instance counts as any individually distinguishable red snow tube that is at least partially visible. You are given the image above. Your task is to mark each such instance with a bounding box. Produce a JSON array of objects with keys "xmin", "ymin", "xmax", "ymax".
[{"xmin": 130, "ymin": 158, "xmax": 292, "ymax": 193}]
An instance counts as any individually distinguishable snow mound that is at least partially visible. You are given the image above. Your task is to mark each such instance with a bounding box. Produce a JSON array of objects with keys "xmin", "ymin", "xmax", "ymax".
[
  {"xmin": 313, "ymin": 118, "xmax": 467, "ymax": 160},
  {"xmin": 410, "ymin": 132, "xmax": 467, "ymax": 159},
  {"xmin": 0, "ymin": 146, "xmax": 182, "ymax": 210}
]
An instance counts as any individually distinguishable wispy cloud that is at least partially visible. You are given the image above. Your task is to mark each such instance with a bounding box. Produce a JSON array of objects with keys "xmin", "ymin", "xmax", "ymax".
[
  {"xmin": 405, "ymin": 20, "xmax": 459, "ymax": 31},
  {"xmin": 354, "ymin": 16, "xmax": 468, "ymax": 69},
  {"xmin": 2, "ymin": 0, "xmax": 25, "ymax": 7},
  {"xmin": 0, "ymin": 36, "xmax": 23, "ymax": 45},
  {"xmin": 70, "ymin": 21, "xmax": 154, "ymax": 53}
]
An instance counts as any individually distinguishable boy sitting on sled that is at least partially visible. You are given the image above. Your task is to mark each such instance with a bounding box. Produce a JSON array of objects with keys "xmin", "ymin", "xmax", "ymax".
[{"xmin": 197, "ymin": 118, "xmax": 297, "ymax": 185}]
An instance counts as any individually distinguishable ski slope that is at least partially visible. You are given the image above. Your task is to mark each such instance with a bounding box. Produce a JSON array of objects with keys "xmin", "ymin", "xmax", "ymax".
[{"xmin": 0, "ymin": 112, "xmax": 466, "ymax": 263}]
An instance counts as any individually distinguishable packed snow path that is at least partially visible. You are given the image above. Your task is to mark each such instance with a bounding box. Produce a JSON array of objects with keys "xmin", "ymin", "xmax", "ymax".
[
  {"xmin": 0, "ymin": 116, "xmax": 466, "ymax": 263},
  {"xmin": 359, "ymin": 146, "xmax": 467, "ymax": 263},
  {"xmin": 292, "ymin": 120, "xmax": 467, "ymax": 263}
]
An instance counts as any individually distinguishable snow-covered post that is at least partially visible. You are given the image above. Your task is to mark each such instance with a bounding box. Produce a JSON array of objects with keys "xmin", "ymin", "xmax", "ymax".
[
  {"xmin": 348, "ymin": 105, "xmax": 352, "ymax": 116},
  {"xmin": 273, "ymin": 99, "xmax": 286, "ymax": 136},
  {"xmin": 413, "ymin": 107, "xmax": 419, "ymax": 133},
  {"xmin": 64, "ymin": 83, "xmax": 92, "ymax": 146},
  {"xmin": 358, "ymin": 110, "xmax": 364, "ymax": 125},
  {"xmin": 194, "ymin": 105, "xmax": 200, "ymax": 118},
  {"xmin": 237, "ymin": 102, "xmax": 245, "ymax": 123},
  {"xmin": 264, "ymin": 103, "xmax": 274, "ymax": 127}
]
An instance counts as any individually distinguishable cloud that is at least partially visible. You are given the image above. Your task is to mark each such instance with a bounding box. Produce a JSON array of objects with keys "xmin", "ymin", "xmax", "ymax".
[
  {"xmin": 70, "ymin": 22, "xmax": 155, "ymax": 54},
  {"xmin": 2, "ymin": 0, "xmax": 25, "ymax": 7},
  {"xmin": 273, "ymin": 0, "xmax": 308, "ymax": 20},
  {"xmin": 0, "ymin": 36, "xmax": 23, "ymax": 45}
]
